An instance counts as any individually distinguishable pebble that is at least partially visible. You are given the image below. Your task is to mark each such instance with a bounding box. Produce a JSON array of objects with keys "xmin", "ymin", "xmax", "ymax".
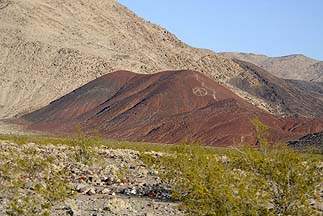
[
  {"xmin": 121, "ymin": 178, "xmax": 129, "ymax": 184},
  {"xmin": 101, "ymin": 188, "xmax": 110, "ymax": 194},
  {"xmin": 87, "ymin": 188, "xmax": 96, "ymax": 196},
  {"xmin": 75, "ymin": 184, "xmax": 88, "ymax": 193},
  {"xmin": 65, "ymin": 206, "xmax": 80, "ymax": 216}
]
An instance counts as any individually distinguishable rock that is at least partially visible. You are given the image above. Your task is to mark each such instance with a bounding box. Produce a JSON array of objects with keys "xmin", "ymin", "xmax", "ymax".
[
  {"xmin": 149, "ymin": 170, "xmax": 159, "ymax": 176},
  {"xmin": 130, "ymin": 187, "xmax": 137, "ymax": 195},
  {"xmin": 75, "ymin": 184, "xmax": 88, "ymax": 193},
  {"xmin": 104, "ymin": 198, "xmax": 132, "ymax": 213},
  {"xmin": 121, "ymin": 178, "xmax": 129, "ymax": 184},
  {"xmin": 78, "ymin": 176, "xmax": 87, "ymax": 181},
  {"xmin": 66, "ymin": 209, "xmax": 74, "ymax": 216},
  {"xmin": 86, "ymin": 188, "xmax": 96, "ymax": 196},
  {"xmin": 65, "ymin": 206, "xmax": 80, "ymax": 216},
  {"xmin": 24, "ymin": 181, "xmax": 34, "ymax": 190},
  {"xmin": 103, "ymin": 176, "xmax": 116, "ymax": 185},
  {"xmin": 101, "ymin": 188, "xmax": 110, "ymax": 194},
  {"xmin": 123, "ymin": 187, "xmax": 137, "ymax": 195},
  {"xmin": 88, "ymin": 174, "xmax": 101, "ymax": 185}
]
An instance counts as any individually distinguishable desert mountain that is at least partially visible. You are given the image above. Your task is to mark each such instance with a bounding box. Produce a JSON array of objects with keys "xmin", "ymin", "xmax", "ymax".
[
  {"xmin": 231, "ymin": 59, "xmax": 323, "ymax": 117},
  {"xmin": 22, "ymin": 70, "xmax": 323, "ymax": 146},
  {"xmin": 220, "ymin": 52, "xmax": 323, "ymax": 82},
  {"xmin": 1, "ymin": 0, "xmax": 322, "ymax": 119},
  {"xmin": 0, "ymin": 0, "xmax": 244, "ymax": 118}
]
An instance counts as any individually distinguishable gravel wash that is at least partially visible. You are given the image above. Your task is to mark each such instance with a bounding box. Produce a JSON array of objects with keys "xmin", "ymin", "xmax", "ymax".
[{"xmin": 0, "ymin": 140, "xmax": 184, "ymax": 216}]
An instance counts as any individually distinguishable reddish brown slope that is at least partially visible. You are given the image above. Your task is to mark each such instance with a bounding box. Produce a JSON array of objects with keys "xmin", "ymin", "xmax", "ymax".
[{"xmin": 22, "ymin": 70, "xmax": 323, "ymax": 146}]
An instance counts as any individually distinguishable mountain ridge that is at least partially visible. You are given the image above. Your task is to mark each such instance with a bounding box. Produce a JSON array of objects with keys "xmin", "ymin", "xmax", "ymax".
[
  {"xmin": 0, "ymin": 0, "xmax": 322, "ymax": 119},
  {"xmin": 0, "ymin": 0, "xmax": 248, "ymax": 118},
  {"xmin": 220, "ymin": 52, "xmax": 323, "ymax": 82}
]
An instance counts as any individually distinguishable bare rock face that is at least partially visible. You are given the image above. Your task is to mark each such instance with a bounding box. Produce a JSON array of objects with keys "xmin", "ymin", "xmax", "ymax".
[
  {"xmin": 220, "ymin": 52, "xmax": 323, "ymax": 82},
  {"xmin": 22, "ymin": 70, "xmax": 323, "ymax": 146}
]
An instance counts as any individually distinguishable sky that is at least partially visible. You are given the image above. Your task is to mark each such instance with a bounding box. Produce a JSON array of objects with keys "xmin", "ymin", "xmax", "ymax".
[{"xmin": 117, "ymin": 0, "xmax": 323, "ymax": 60}]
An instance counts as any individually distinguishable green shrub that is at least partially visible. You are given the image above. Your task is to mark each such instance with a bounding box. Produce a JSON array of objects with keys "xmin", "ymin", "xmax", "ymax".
[
  {"xmin": 1, "ymin": 123, "xmax": 323, "ymax": 215},
  {"xmin": 0, "ymin": 145, "xmax": 73, "ymax": 216},
  {"xmin": 141, "ymin": 142, "xmax": 323, "ymax": 215},
  {"xmin": 72, "ymin": 130, "xmax": 95, "ymax": 165}
]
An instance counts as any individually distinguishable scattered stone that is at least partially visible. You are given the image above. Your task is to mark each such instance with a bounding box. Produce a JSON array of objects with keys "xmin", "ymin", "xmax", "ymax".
[
  {"xmin": 121, "ymin": 178, "xmax": 129, "ymax": 184},
  {"xmin": 24, "ymin": 181, "xmax": 34, "ymax": 190},
  {"xmin": 88, "ymin": 175, "xmax": 101, "ymax": 185},
  {"xmin": 288, "ymin": 131, "xmax": 323, "ymax": 149},
  {"xmin": 86, "ymin": 188, "xmax": 96, "ymax": 196},
  {"xmin": 101, "ymin": 188, "xmax": 110, "ymax": 194},
  {"xmin": 104, "ymin": 198, "xmax": 132, "ymax": 213},
  {"xmin": 123, "ymin": 187, "xmax": 137, "ymax": 196},
  {"xmin": 65, "ymin": 206, "xmax": 80, "ymax": 216},
  {"xmin": 75, "ymin": 184, "xmax": 88, "ymax": 193},
  {"xmin": 0, "ymin": 141, "xmax": 184, "ymax": 216}
]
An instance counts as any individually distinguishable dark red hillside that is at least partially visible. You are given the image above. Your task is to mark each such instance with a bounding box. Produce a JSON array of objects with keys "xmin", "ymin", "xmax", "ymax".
[{"xmin": 22, "ymin": 70, "xmax": 323, "ymax": 146}]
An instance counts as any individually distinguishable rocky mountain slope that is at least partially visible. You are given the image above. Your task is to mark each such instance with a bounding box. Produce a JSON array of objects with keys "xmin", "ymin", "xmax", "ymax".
[
  {"xmin": 22, "ymin": 70, "xmax": 323, "ymax": 146},
  {"xmin": 0, "ymin": 0, "xmax": 244, "ymax": 118},
  {"xmin": 288, "ymin": 132, "xmax": 323, "ymax": 149},
  {"xmin": 232, "ymin": 60, "xmax": 323, "ymax": 117},
  {"xmin": 1, "ymin": 0, "xmax": 322, "ymax": 120},
  {"xmin": 220, "ymin": 52, "xmax": 323, "ymax": 82}
]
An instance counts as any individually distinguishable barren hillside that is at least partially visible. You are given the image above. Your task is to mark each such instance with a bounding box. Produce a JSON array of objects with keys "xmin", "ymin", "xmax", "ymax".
[
  {"xmin": 0, "ymin": 0, "xmax": 243, "ymax": 118},
  {"xmin": 0, "ymin": 0, "xmax": 322, "ymax": 119},
  {"xmin": 220, "ymin": 52, "xmax": 323, "ymax": 82},
  {"xmin": 22, "ymin": 70, "xmax": 323, "ymax": 146}
]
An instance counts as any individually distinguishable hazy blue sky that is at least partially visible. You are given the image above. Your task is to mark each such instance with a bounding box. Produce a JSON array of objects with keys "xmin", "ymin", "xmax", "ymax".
[{"xmin": 118, "ymin": 0, "xmax": 323, "ymax": 60}]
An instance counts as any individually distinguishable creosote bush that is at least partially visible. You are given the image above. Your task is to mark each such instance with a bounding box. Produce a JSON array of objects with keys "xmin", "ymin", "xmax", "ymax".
[
  {"xmin": 141, "ymin": 120, "xmax": 323, "ymax": 215},
  {"xmin": 0, "ymin": 119, "xmax": 323, "ymax": 215},
  {"xmin": 142, "ymin": 143, "xmax": 323, "ymax": 215},
  {"xmin": 0, "ymin": 146, "xmax": 74, "ymax": 216},
  {"xmin": 71, "ymin": 126, "xmax": 99, "ymax": 165}
]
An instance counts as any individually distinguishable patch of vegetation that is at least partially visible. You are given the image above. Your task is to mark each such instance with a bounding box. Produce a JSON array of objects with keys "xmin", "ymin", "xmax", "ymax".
[
  {"xmin": 70, "ymin": 127, "xmax": 99, "ymax": 165},
  {"xmin": 115, "ymin": 167, "xmax": 130, "ymax": 180},
  {"xmin": 141, "ymin": 119, "xmax": 323, "ymax": 215},
  {"xmin": 142, "ymin": 144, "xmax": 323, "ymax": 215},
  {"xmin": 0, "ymin": 133, "xmax": 210, "ymax": 154},
  {"xmin": 1, "ymin": 119, "xmax": 322, "ymax": 215},
  {"xmin": 0, "ymin": 146, "xmax": 73, "ymax": 216}
]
